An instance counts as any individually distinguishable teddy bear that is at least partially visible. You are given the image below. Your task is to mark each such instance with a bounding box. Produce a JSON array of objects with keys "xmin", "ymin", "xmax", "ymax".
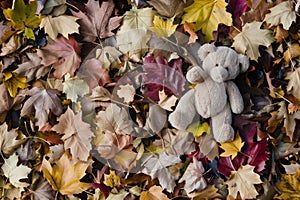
[{"xmin": 168, "ymin": 43, "xmax": 249, "ymax": 143}]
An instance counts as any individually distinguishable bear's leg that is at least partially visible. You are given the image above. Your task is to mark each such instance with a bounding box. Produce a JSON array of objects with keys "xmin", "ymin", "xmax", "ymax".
[
  {"xmin": 211, "ymin": 103, "xmax": 235, "ymax": 143},
  {"xmin": 168, "ymin": 89, "xmax": 197, "ymax": 130}
]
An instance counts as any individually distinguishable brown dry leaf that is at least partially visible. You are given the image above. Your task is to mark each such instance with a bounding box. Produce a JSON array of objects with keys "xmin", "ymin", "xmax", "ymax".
[
  {"xmin": 283, "ymin": 44, "xmax": 300, "ymax": 63},
  {"xmin": 95, "ymin": 103, "xmax": 134, "ymax": 135},
  {"xmin": 183, "ymin": 22, "xmax": 198, "ymax": 44},
  {"xmin": 196, "ymin": 133, "xmax": 219, "ymax": 161},
  {"xmin": 0, "ymin": 33, "xmax": 22, "ymax": 56},
  {"xmin": 16, "ymin": 52, "xmax": 50, "ymax": 82},
  {"xmin": 140, "ymin": 185, "xmax": 170, "ymax": 200},
  {"xmin": 277, "ymin": 101, "xmax": 300, "ymax": 141},
  {"xmin": 62, "ymin": 74, "xmax": 89, "ymax": 102},
  {"xmin": 42, "ymin": 151, "xmax": 92, "ymax": 195},
  {"xmin": 117, "ymin": 84, "xmax": 136, "ymax": 104},
  {"xmin": 274, "ymin": 25, "xmax": 289, "ymax": 43},
  {"xmin": 52, "ymin": 107, "xmax": 94, "ymax": 161},
  {"xmin": 286, "ymin": 67, "xmax": 300, "ymax": 99},
  {"xmin": 78, "ymin": 58, "xmax": 110, "ymax": 89},
  {"xmin": 29, "ymin": 173, "xmax": 56, "ymax": 200},
  {"xmin": 0, "ymin": 123, "xmax": 25, "ymax": 155},
  {"xmin": 147, "ymin": 0, "xmax": 185, "ymax": 18},
  {"xmin": 178, "ymin": 157, "xmax": 207, "ymax": 193},
  {"xmin": 225, "ymin": 165, "xmax": 262, "ymax": 199},
  {"xmin": 36, "ymin": 36, "xmax": 81, "ymax": 79},
  {"xmin": 241, "ymin": 0, "xmax": 270, "ymax": 24},
  {"xmin": 21, "ymin": 87, "xmax": 62, "ymax": 130},
  {"xmin": 71, "ymin": 0, "xmax": 122, "ymax": 42},
  {"xmin": 187, "ymin": 184, "xmax": 222, "ymax": 199}
]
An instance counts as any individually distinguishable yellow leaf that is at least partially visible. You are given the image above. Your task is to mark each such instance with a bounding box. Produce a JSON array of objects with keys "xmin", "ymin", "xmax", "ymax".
[
  {"xmin": 264, "ymin": 1, "xmax": 296, "ymax": 30},
  {"xmin": 42, "ymin": 151, "xmax": 91, "ymax": 195},
  {"xmin": 40, "ymin": 15, "xmax": 80, "ymax": 40},
  {"xmin": 225, "ymin": 165, "xmax": 262, "ymax": 199},
  {"xmin": 3, "ymin": 0, "xmax": 42, "ymax": 39},
  {"xmin": 181, "ymin": 0, "xmax": 232, "ymax": 41},
  {"xmin": 103, "ymin": 170, "xmax": 121, "ymax": 188},
  {"xmin": 140, "ymin": 185, "xmax": 170, "ymax": 200},
  {"xmin": 187, "ymin": 121, "xmax": 210, "ymax": 137},
  {"xmin": 150, "ymin": 15, "xmax": 178, "ymax": 38},
  {"xmin": 220, "ymin": 132, "xmax": 244, "ymax": 159},
  {"xmin": 3, "ymin": 71, "xmax": 29, "ymax": 97},
  {"xmin": 276, "ymin": 169, "xmax": 300, "ymax": 199},
  {"xmin": 232, "ymin": 21, "xmax": 274, "ymax": 61}
]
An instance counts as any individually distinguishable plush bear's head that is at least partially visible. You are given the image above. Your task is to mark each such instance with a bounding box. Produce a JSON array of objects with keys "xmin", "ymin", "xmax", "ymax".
[{"xmin": 198, "ymin": 43, "xmax": 249, "ymax": 83}]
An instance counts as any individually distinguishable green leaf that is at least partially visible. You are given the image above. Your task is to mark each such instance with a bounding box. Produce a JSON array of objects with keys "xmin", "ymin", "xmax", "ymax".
[{"xmin": 187, "ymin": 121, "xmax": 210, "ymax": 137}]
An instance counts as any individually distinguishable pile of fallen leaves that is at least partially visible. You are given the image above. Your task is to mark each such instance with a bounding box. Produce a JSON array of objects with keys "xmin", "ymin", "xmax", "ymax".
[{"xmin": 0, "ymin": 0, "xmax": 300, "ymax": 199}]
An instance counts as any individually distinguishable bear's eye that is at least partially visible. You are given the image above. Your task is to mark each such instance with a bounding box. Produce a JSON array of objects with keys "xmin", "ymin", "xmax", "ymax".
[
  {"xmin": 216, "ymin": 64, "xmax": 219, "ymax": 67},
  {"xmin": 224, "ymin": 67, "xmax": 229, "ymax": 71}
]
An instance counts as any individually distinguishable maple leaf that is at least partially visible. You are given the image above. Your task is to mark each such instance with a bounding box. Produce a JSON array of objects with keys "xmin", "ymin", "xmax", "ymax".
[
  {"xmin": 142, "ymin": 55, "xmax": 186, "ymax": 101},
  {"xmin": 187, "ymin": 185, "xmax": 222, "ymax": 199},
  {"xmin": 29, "ymin": 173, "xmax": 56, "ymax": 200},
  {"xmin": 52, "ymin": 107, "xmax": 94, "ymax": 161},
  {"xmin": 63, "ymin": 74, "xmax": 89, "ymax": 102},
  {"xmin": 283, "ymin": 44, "xmax": 300, "ymax": 64},
  {"xmin": 3, "ymin": 0, "xmax": 42, "ymax": 39},
  {"xmin": 147, "ymin": 0, "xmax": 185, "ymax": 18},
  {"xmin": 78, "ymin": 58, "xmax": 111, "ymax": 89},
  {"xmin": 225, "ymin": 165, "xmax": 262, "ymax": 199},
  {"xmin": 2, "ymin": 153, "xmax": 31, "ymax": 189},
  {"xmin": 150, "ymin": 15, "xmax": 178, "ymax": 38},
  {"xmin": 181, "ymin": 0, "xmax": 232, "ymax": 41},
  {"xmin": 264, "ymin": 1, "xmax": 296, "ymax": 30},
  {"xmin": 276, "ymin": 169, "xmax": 300, "ymax": 199},
  {"xmin": 232, "ymin": 21, "xmax": 274, "ymax": 61},
  {"xmin": 40, "ymin": 15, "xmax": 80, "ymax": 40},
  {"xmin": 71, "ymin": 0, "xmax": 122, "ymax": 42},
  {"xmin": 0, "ymin": 123, "xmax": 25, "ymax": 155},
  {"xmin": 37, "ymin": 36, "xmax": 81, "ymax": 79},
  {"xmin": 240, "ymin": 0, "xmax": 270, "ymax": 24},
  {"xmin": 227, "ymin": 0, "xmax": 248, "ymax": 28},
  {"xmin": 95, "ymin": 103, "xmax": 134, "ymax": 135},
  {"xmin": 286, "ymin": 67, "xmax": 300, "ymax": 98},
  {"xmin": 277, "ymin": 101, "xmax": 300, "ymax": 141},
  {"xmin": 187, "ymin": 121, "xmax": 210, "ymax": 137},
  {"xmin": 117, "ymin": 84, "xmax": 136, "ymax": 104},
  {"xmin": 116, "ymin": 7, "xmax": 154, "ymax": 61},
  {"xmin": 103, "ymin": 170, "xmax": 121, "ymax": 188},
  {"xmin": 42, "ymin": 151, "xmax": 92, "ymax": 195},
  {"xmin": 147, "ymin": 103, "xmax": 167, "ymax": 133},
  {"xmin": 0, "ymin": 34, "xmax": 22, "ymax": 56},
  {"xmin": 218, "ymin": 124, "xmax": 268, "ymax": 177},
  {"xmin": 16, "ymin": 52, "xmax": 50, "ymax": 82},
  {"xmin": 220, "ymin": 133, "xmax": 244, "ymax": 159},
  {"xmin": 196, "ymin": 133, "xmax": 219, "ymax": 161},
  {"xmin": 21, "ymin": 87, "xmax": 63, "ymax": 130},
  {"xmin": 95, "ymin": 46, "xmax": 123, "ymax": 70},
  {"xmin": 158, "ymin": 89, "xmax": 178, "ymax": 111},
  {"xmin": 3, "ymin": 71, "xmax": 29, "ymax": 97},
  {"xmin": 140, "ymin": 185, "xmax": 170, "ymax": 200},
  {"xmin": 179, "ymin": 157, "xmax": 207, "ymax": 193},
  {"xmin": 142, "ymin": 152, "xmax": 181, "ymax": 192}
]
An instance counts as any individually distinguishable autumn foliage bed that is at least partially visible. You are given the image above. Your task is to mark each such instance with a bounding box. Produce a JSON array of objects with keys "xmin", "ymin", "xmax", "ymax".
[{"xmin": 0, "ymin": 0, "xmax": 300, "ymax": 199}]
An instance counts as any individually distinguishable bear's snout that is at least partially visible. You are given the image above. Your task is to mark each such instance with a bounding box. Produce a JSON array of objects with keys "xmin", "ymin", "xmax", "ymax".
[{"xmin": 210, "ymin": 67, "xmax": 229, "ymax": 83}]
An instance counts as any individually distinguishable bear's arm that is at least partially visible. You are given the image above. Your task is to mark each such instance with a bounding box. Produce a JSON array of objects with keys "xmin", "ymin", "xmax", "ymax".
[{"xmin": 226, "ymin": 81, "xmax": 244, "ymax": 114}]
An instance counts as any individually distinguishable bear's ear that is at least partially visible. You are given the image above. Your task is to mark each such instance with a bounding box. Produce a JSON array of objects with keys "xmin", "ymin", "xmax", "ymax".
[
  {"xmin": 198, "ymin": 43, "xmax": 216, "ymax": 60},
  {"xmin": 238, "ymin": 54, "xmax": 249, "ymax": 72}
]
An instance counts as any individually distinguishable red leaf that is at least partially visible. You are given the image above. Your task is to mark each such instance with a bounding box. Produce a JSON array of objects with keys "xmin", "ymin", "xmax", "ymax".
[{"xmin": 142, "ymin": 55, "xmax": 186, "ymax": 101}]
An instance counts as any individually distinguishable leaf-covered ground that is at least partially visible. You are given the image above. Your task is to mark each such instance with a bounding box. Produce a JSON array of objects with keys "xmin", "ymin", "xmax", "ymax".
[{"xmin": 0, "ymin": 0, "xmax": 300, "ymax": 199}]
